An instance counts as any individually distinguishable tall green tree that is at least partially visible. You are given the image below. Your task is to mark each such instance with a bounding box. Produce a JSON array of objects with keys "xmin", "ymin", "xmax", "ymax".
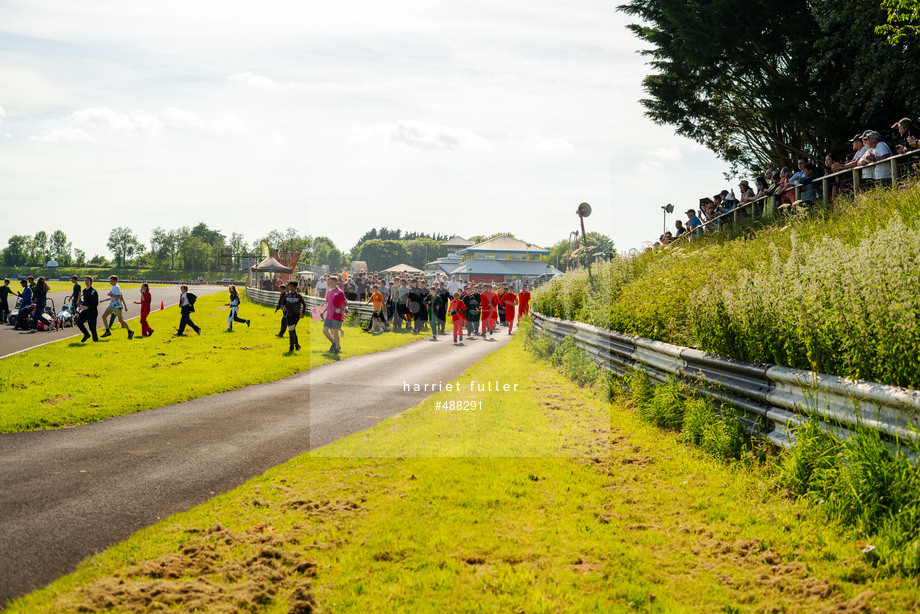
[
  {"xmin": 4, "ymin": 235, "xmax": 29, "ymax": 266},
  {"xmin": 30, "ymin": 231, "xmax": 49, "ymax": 265},
  {"xmin": 405, "ymin": 238, "xmax": 441, "ymax": 269},
  {"xmin": 618, "ymin": 0, "xmax": 920, "ymax": 171},
  {"xmin": 49, "ymin": 230, "xmax": 72, "ymax": 265},
  {"xmin": 106, "ymin": 227, "xmax": 142, "ymax": 268},
  {"xmin": 354, "ymin": 239, "xmax": 410, "ymax": 272}
]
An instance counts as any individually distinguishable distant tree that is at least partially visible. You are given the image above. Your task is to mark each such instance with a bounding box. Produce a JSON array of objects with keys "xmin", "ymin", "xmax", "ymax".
[
  {"xmin": 228, "ymin": 232, "xmax": 247, "ymax": 268},
  {"xmin": 29, "ymin": 231, "xmax": 49, "ymax": 265},
  {"xmin": 354, "ymin": 239, "xmax": 410, "ymax": 272},
  {"xmin": 405, "ymin": 238, "xmax": 441, "ymax": 269},
  {"xmin": 4, "ymin": 235, "xmax": 29, "ymax": 266},
  {"xmin": 89, "ymin": 254, "xmax": 108, "ymax": 266},
  {"xmin": 73, "ymin": 249, "xmax": 86, "ymax": 266},
  {"xmin": 49, "ymin": 230, "xmax": 72, "ymax": 265},
  {"xmin": 107, "ymin": 227, "xmax": 142, "ymax": 268},
  {"xmin": 190, "ymin": 222, "xmax": 225, "ymax": 247},
  {"xmin": 181, "ymin": 236, "xmax": 211, "ymax": 270},
  {"xmin": 150, "ymin": 227, "xmax": 173, "ymax": 269}
]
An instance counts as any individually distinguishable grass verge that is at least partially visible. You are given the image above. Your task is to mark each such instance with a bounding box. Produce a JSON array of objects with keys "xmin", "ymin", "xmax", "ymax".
[
  {"xmin": 0, "ymin": 294, "xmax": 418, "ymax": 432},
  {"xmin": 7, "ymin": 332, "xmax": 919, "ymax": 612}
]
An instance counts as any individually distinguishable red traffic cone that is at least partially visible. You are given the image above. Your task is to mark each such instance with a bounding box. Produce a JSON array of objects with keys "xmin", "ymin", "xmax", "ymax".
[{"xmin": 160, "ymin": 301, "xmax": 165, "ymax": 310}]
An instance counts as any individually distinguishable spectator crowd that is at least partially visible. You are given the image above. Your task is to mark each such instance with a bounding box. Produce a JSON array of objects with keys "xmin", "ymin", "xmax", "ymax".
[{"xmin": 655, "ymin": 119, "xmax": 920, "ymax": 248}]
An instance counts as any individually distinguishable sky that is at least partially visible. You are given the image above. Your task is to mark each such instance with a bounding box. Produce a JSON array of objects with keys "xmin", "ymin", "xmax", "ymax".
[{"xmin": 0, "ymin": 0, "xmax": 732, "ymax": 259}]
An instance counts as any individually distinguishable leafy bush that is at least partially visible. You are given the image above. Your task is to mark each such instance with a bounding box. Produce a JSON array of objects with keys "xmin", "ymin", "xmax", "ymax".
[{"xmin": 642, "ymin": 379, "xmax": 685, "ymax": 429}]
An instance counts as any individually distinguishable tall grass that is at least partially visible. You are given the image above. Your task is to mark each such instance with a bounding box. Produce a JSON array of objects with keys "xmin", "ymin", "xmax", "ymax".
[
  {"xmin": 779, "ymin": 421, "xmax": 920, "ymax": 574},
  {"xmin": 533, "ymin": 183, "xmax": 920, "ymax": 389}
]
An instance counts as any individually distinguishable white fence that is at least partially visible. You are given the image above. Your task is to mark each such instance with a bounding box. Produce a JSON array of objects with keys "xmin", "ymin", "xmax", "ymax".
[{"xmin": 532, "ymin": 312, "xmax": 920, "ymax": 460}]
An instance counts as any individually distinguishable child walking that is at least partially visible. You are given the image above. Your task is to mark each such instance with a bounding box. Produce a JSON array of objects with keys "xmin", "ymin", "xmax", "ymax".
[
  {"xmin": 367, "ymin": 284, "xmax": 385, "ymax": 334},
  {"xmin": 133, "ymin": 283, "xmax": 154, "ymax": 337},
  {"xmin": 422, "ymin": 286, "xmax": 442, "ymax": 341},
  {"xmin": 448, "ymin": 291, "xmax": 467, "ymax": 344},
  {"xmin": 226, "ymin": 285, "xmax": 250, "ymax": 331}
]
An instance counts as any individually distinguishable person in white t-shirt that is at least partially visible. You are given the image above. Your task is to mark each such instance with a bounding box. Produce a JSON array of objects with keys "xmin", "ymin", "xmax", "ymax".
[
  {"xmin": 100, "ymin": 275, "xmax": 134, "ymax": 339},
  {"xmin": 315, "ymin": 276, "xmax": 328, "ymax": 298},
  {"xmin": 859, "ymin": 130, "xmax": 893, "ymax": 184}
]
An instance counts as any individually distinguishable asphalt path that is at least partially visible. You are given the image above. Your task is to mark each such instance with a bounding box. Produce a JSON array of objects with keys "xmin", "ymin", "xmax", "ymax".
[
  {"xmin": 0, "ymin": 285, "xmax": 225, "ymax": 359},
  {"xmin": 0, "ymin": 329, "xmax": 512, "ymax": 604}
]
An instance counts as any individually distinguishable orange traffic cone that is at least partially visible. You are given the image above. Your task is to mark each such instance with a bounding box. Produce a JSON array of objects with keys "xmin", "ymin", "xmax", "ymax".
[{"xmin": 160, "ymin": 301, "xmax": 165, "ymax": 310}]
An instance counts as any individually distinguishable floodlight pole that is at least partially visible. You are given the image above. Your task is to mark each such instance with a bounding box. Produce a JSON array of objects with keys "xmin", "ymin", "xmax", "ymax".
[{"xmin": 579, "ymin": 214, "xmax": 593, "ymax": 282}]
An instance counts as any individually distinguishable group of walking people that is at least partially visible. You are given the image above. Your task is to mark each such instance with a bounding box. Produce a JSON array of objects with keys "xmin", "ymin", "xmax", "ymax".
[{"xmin": 318, "ymin": 273, "xmax": 532, "ymax": 353}]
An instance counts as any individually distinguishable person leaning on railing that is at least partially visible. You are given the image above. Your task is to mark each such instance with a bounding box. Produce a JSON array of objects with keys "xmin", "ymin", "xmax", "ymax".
[
  {"xmin": 830, "ymin": 133, "xmax": 868, "ymax": 191},
  {"xmin": 796, "ymin": 163, "xmax": 823, "ymax": 206},
  {"xmin": 857, "ymin": 130, "xmax": 893, "ymax": 187}
]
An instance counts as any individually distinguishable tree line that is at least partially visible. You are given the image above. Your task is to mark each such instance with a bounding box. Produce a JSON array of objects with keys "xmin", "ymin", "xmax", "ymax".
[{"xmin": 2, "ymin": 225, "xmax": 615, "ymax": 274}]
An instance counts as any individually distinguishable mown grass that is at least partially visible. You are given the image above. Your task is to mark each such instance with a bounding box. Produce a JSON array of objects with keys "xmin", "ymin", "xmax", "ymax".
[
  {"xmin": 7, "ymin": 334, "xmax": 920, "ymax": 613},
  {"xmin": 522, "ymin": 321, "xmax": 920, "ymax": 577},
  {"xmin": 533, "ymin": 182, "xmax": 920, "ymax": 389},
  {"xmin": 0, "ymin": 293, "xmax": 418, "ymax": 432}
]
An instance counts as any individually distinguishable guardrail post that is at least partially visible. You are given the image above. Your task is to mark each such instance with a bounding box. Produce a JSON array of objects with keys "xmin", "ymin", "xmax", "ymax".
[
  {"xmin": 794, "ymin": 186, "xmax": 801, "ymax": 201},
  {"xmin": 822, "ymin": 177, "xmax": 830, "ymax": 202},
  {"xmin": 891, "ymin": 158, "xmax": 899, "ymax": 186},
  {"xmin": 852, "ymin": 169, "xmax": 860, "ymax": 192}
]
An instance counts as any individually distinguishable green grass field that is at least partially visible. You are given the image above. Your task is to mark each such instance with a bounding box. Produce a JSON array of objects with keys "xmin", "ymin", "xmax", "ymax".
[
  {"xmin": 8, "ymin": 336, "xmax": 918, "ymax": 613},
  {"xmin": 0, "ymin": 294, "xmax": 419, "ymax": 432}
]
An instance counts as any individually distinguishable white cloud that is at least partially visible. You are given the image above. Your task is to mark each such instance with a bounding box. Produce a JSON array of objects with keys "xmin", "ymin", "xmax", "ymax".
[
  {"xmin": 164, "ymin": 107, "xmax": 206, "ymax": 130},
  {"xmin": 210, "ymin": 115, "xmax": 248, "ymax": 134},
  {"xmin": 651, "ymin": 146, "xmax": 683, "ymax": 161},
  {"xmin": 69, "ymin": 107, "xmax": 164, "ymax": 133},
  {"xmin": 528, "ymin": 135, "xmax": 575, "ymax": 155},
  {"xmin": 29, "ymin": 127, "xmax": 96, "ymax": 143},
  {"xmin": 228, "ymin": 72, "xmax": 287, "ymax": 90},
  {"xmin": 351, "ymin": 120, "xmax": 491, "ymax": 152}
]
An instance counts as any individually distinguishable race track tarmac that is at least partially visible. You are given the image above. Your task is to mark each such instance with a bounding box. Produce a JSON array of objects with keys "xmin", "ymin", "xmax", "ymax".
[
  {"xmin": 0, "ymin": 285, "xmax": 225, "ymax": 359},
  {"xmin": 0, "ymin": 329, "xmax": 512, "ymax": 604}
]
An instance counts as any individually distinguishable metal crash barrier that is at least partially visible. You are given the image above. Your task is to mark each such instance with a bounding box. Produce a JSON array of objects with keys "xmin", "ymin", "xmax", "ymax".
[{"xmin": 532, "ymin": 312, "xmax": 920, "ymax": 460}]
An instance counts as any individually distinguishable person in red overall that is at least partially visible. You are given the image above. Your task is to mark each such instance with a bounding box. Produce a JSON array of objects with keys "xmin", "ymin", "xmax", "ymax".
[
  {"xmin": 479, "ymin": 283, "xmax": 497, "ymax": 336},
  {"xmin": 133, "ymin": 283, "xmax": 154, "ymax": 337},
  {"xmin": 500, "ymin": 287, "xmax": 518, "ymax": 334},
  {"xmin": 448, "ymin": 291, "xmax": 467, "ymax": 344},
  {"xmin": 517, "ymin": 284, "xmax": 531, "ymax": 323}
]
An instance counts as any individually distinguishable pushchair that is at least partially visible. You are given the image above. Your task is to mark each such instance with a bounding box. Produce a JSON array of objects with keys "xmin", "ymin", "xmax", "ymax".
[{"xmin": 54, "ymin": 303, "xmax": 75, "ymax": 330}]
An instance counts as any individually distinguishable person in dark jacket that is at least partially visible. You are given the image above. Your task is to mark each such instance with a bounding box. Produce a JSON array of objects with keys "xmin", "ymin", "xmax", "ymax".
[
  {"xmin": 29, "ymin": 276, "xmax": 50, "ymax": 332},
  {"xmin": 70, "ymin": 275, "xmax": 81, "ymax": 313},
  {"xmin": 280, "ymin": 281, "xmax": 307, "ymax": 351},
  {"xmin": 436, "ymin": 282, "xmax": 451, "ymax": 335},
  {"xmin": 15, "ymin": 279, "xmax": 32, "ymax": 330},
  {"xmin": 174, "ymin": 285, "xmax": 200, "ymax": 336},
  {"xmin": 0, "ymin": 278, "xmax": 16, "ymax": 324},
  {"xmin": 274, "ymin": 287, "xmax": 288, "ymax": 338},
  {"xmin": 76, "ymin": 276, "xmax": 100, "ymax": 342}
]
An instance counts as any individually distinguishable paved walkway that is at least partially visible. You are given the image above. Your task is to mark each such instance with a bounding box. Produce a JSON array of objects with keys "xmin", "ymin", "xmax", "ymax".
[
  {"xmin": 0, "ymin": 285, "xmax": 225, "ymax": 359},
  {"xmin": 0, "ymin": 330, "xmax": 512, "ymax": 604}
]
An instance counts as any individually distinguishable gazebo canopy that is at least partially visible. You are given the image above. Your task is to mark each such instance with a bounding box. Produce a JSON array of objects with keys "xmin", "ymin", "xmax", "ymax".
[
  {"xmin": 381, "ymin": 263, "xmax": 424, "ymax": 274},
  {"xmin": 251, "ymin": 256, "xmax": 293, "ymax": 273}
]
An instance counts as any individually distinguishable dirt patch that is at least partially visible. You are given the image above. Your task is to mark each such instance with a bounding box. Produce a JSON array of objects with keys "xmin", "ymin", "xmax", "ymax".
[
  {"xmin": 285, "ymin": 498, "xmax": 362, "ymax": 516},
  {"xmin": 40, "ymin": 395, "xmax": 75, "ymax": 405},
  {"xmin": 65, "ymin": 524, "xmax": 316, "ymax": 614}
]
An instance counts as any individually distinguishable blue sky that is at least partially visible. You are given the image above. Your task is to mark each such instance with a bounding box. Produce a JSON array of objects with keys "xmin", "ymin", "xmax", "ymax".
[{"xmin": 0, "ymin": 0, "xmax": 732, "ymax": 258}]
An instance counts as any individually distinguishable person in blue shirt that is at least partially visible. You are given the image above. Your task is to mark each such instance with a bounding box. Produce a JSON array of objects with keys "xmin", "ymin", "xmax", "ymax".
[
  {"xmin": 686, "ymin": 208, "xmax": 704, "ymax": 238},
  {"xmin": 15, "ymin": 279, "xmax": 33, "ymax": 330}
]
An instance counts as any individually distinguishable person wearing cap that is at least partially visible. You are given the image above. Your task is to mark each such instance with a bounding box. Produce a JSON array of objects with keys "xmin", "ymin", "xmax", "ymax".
[
  {"xmin": 830, "ymin": 134, "xmax": 871, "ymax": 190},
  {"xmin": 858, "ymin": 130, "xmax": 893, "ymax": 186},
  {"xmin": 893, "ymin": 118, "xmax": 920, "ymax": 153}
]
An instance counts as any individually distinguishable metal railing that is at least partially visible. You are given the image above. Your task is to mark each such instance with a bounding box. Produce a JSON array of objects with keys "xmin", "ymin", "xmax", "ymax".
[
  {"xmin": 244, "ymin": 287, "xmax": 375, "ymax": 324},
  {"xmin": 532, "ymin": 312, "xmax": 920, "ymax": 460},
  {"xmin": 669, "ymin": 149, "xmax": 920, "ymax": 246}
]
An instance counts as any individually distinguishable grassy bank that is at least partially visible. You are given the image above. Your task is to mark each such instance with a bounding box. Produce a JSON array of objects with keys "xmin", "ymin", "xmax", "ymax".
[
  {"xmin": 8, "ymin": 335, "xmax": 919, "ymax": 612},
  {"xmin": 522, "ymin": 319, "xmax": 920, "ymax": 576},
  {"xmin": 534, "ymin": 182, "xmax": 920, "ymax": 389},
  {"xmin": 0, "ymin": 294, "xmax": 418, "ymax": 432}
]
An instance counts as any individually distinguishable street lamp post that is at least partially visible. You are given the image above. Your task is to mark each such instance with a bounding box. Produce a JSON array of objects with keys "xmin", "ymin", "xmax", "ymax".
[
  {"xmin": 661, "ymin": 203, "xmax": 674, "ymax": 234},
  {"xmin": 576, "ymin": 202, "xmax": 593, "ymax": 282}
]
